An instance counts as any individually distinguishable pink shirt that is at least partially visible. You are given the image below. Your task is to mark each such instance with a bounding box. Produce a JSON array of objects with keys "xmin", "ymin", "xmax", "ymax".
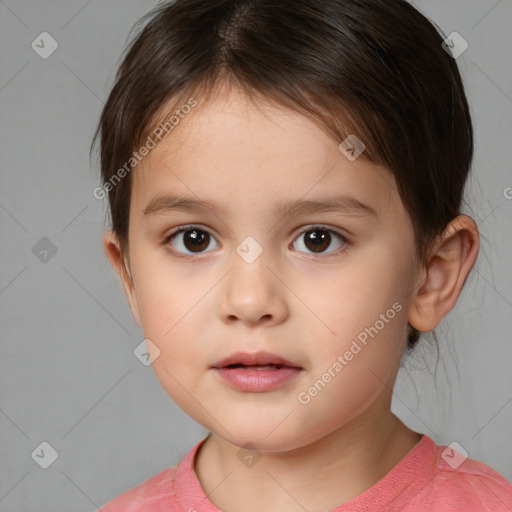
[{"xmin": 99, "ymin": 434, "xmax": 512, "ymax": 511}]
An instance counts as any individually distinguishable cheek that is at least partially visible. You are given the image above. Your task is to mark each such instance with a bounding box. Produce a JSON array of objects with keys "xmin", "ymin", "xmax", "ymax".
[
  {"xmin": 131, "ymin": 246, "xmax": 202, "ymax": 332},
  {"xmin": 308, "ymin": 253, "xmax": 409, "ymax": 340},
  {"xmin": 131, "ymin": 252, "xmax": 223, "ymax": 365},
  {"xmin": 136, "ymin": 283, "xmax": 208, "ymax": 413},
  {"xmin": 137, "ymin": 287, "xmax": 206, "ymax": 362},
  {"xmin": 297, "ymin": 254, "xmax": 413, "ymax": 415},
  {"xmin": 295, "ymin": 304, "xmax": 408, "ymax": 442}
]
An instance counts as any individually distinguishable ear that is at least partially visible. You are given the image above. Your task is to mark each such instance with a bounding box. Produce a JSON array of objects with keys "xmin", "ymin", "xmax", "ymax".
[
  {"xmin": 102, "ymin": 230, "xmax": 142, "ymax": 327},
  {"xmin": 408, "ymin": 215, "xmax": 479, "ymax": 333}
]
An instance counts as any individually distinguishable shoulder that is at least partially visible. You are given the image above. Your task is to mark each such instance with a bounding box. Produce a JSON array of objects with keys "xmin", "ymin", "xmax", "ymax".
[
  {"xmin": 99, "ymin": 465, "xmax": 179, "ymax": 512},
  {"xmin": 425, "ymin": 444, "xmax": 512, "ymax": 511},
  {"xmin": 388, "ymin": 435, "xmax": 512, "ymax": 512},
  {"xmin": 98, "ymin": 437, "xmax": 209, "ymax": 512}
]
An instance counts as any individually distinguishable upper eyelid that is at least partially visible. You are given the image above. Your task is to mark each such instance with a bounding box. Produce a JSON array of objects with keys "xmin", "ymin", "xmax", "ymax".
[
  {"xmin": 166, "ymin": 223, "xmax": 218, "ymax": 240},
  {"xmin": 296, "ymin": 224, "xmax": 347, "ymax": 235},
  {"xmin": 166, "ymin": 223, "xmax": 347, "ymax": 238}
]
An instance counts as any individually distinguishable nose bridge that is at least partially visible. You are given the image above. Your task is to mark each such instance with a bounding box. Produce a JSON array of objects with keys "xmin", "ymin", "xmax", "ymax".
[{"xmin": 218, "ymin": 236, "xmax": 287, "ymax": 326}]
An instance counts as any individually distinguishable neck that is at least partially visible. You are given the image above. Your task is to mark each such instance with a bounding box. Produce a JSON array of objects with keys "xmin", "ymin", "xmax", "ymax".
[{"xmin": 194, "ymin": 412, "xmax": 421, "ymax": 512}]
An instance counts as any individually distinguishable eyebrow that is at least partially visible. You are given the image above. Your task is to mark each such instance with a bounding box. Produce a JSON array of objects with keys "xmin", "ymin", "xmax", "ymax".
[{"xmin": 143, "ymin": 193, "xmax": 377, "ymax": 219}]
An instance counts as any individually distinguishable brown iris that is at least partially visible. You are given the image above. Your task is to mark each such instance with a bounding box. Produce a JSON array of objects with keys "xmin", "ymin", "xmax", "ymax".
[
  {"xmin": 302, "ymin": 229, "xmax": 332, "ymax": 253},
  {"xmin": 182, "ymin": 229, "xmax": 210, "ymax": 252}
]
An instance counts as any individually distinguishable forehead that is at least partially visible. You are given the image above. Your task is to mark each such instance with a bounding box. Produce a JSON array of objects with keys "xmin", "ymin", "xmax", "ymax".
[{"xmin": 131, "ymin": 87, "xmax": 401, "ymax": 220}]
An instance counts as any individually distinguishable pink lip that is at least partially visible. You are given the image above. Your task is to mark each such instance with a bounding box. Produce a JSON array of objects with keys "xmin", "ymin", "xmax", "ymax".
[
  {"xmin": 212, "ymin": 351, "xmax": 303, "ymax": 392},
  {"xmin": 214, "ymin": 367, "xmax": 302, "ymax": 392},
  {"xmin": 212, "ymin": 351, "xmax": 300, "ymax": 368}
]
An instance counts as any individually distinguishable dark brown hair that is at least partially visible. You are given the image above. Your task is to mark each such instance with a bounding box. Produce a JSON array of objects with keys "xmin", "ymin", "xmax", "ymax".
[{"xmin": 91, "ymin": 0, "xmax": 474, "ymax": 350}]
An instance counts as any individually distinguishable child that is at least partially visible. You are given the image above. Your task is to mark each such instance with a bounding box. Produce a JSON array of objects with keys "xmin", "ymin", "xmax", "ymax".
[{"xmin": 93, "ymin": 0, "xmax": 512, "ymax": 510}]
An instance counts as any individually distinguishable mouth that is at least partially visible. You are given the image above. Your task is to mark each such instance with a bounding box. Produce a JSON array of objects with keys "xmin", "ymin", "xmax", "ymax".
[
  {"xmin": 212, "ymin": 351, "xmax": 302, "ymax": 370},
  {"xmin": 212, "ymin": 352, "xmax": 303, "ymax": 392},
  {"xmin": 223, "ymin": 363, "xmax": 292, "ymax": 370}
]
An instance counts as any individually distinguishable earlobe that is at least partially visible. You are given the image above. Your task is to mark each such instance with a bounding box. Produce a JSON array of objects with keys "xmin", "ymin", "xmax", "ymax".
[
  {"xmin": 408, "ymin": 215, "xmax": 479, "ymax": 333},
  {"xmin": 102, "ymin": 230, "xmax": 142, "ymax": 327}
]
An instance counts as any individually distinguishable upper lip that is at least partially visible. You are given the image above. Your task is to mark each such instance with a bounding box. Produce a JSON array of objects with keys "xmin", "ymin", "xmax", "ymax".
[{"xmin": 212, "ymin": 351, "xmax": 302, "ymax": 369}]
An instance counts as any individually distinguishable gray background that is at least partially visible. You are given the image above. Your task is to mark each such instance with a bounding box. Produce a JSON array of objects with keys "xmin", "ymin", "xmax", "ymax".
[{"xmin": 0, "ymin": 1, "xmax": 511, "ymax": 511}]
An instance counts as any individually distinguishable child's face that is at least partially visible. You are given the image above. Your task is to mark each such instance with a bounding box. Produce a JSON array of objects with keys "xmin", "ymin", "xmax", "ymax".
[{"xmin": 115, "ymin": 86, "xmax": 422, "ymax": 450}]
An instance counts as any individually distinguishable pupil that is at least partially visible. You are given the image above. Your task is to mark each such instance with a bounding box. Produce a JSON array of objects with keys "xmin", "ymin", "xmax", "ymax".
[
  {"xmin": 184, "ymin": 230, "xmax": 209, "ymax": 252},
  {"xmin": 305, "ymin": 230, "xmax": 330, "ymax": 253}
]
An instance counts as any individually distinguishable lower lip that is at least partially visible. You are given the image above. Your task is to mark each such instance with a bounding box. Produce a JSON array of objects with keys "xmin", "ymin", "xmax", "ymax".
[{"xmin": 214, "ymin": 366, "xmax": 302, "ymax": 392}]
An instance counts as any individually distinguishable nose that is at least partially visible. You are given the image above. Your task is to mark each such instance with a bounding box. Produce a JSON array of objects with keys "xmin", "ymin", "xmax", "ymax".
[{"xmin": 217, "ymin": 250, "xmax": 289, "ymax": 328}]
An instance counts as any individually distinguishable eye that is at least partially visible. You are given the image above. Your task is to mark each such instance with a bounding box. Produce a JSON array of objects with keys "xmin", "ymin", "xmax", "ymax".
[
  {"xmin": 163, "ymin": 225, "xmax": 219, "ymax": 255},
  {"xmin": 292, "ymin": 225, "xmax": 347, "ymax": 255},
  {"xmin": 163, "ymin": 224, "xmax": 348, "ymax": 257}
]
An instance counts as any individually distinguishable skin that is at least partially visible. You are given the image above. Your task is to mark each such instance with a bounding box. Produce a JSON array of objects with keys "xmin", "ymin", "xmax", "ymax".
[{"xmin": 103, "ymin": 84, "xmax": 479, "ymax": 512}]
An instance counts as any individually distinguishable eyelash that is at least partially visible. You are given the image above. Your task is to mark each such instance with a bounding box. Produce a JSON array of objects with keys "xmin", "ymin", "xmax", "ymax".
[{"xmin": 162, "ymin": 224, "xmax": 349, "ymax": 258}]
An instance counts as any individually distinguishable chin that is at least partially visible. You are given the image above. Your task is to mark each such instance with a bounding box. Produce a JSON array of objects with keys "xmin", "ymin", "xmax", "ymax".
[{"xmin": 209, "ymin": 422, "xmax": 319, "ymax": 453}]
